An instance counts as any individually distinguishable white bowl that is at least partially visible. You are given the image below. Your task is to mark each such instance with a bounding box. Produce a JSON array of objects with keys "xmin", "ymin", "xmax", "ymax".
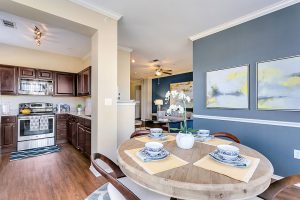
[
  {"xmin": 217, "ymin": 145, "xmax": 239, "ymax": 160},
  {"xmin": 197, "ymin": 129, "xmax": 210, "ymax": 137},
  {"xmin": 145, "ymin": 142, "xmax": 163, "ymax": 152},
  {"xmin": 150, "ymin": 128, "xmax": 163, "ymax": 137}
]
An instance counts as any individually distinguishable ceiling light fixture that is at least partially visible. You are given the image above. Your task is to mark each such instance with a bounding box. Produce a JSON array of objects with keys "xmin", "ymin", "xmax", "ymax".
[
  {"xmin": 34, "ymin": 26, "xmax": 42, "ymax": 46},
  {"xmin": 155, "ymin": 69, "xmax": 162, "ymax": 76},
  {"xmin": 131, "ymin": 59, "xmax": 135, "ymax": 63}
]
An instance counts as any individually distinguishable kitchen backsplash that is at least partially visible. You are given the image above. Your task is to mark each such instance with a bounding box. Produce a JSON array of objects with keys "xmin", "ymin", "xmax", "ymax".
[{"xmin": 0, "ymin": 95, "xmax": 89, "ymax": 115}]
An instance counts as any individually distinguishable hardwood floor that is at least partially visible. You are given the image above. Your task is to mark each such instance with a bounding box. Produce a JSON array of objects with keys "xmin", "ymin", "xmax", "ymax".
[
  {"xmin": 0, "ymin": 144, "xmax": 105, "ymax": 200},
  {"xmin": 0, "ymin": 143, "xmax": 299, "ymax": 200}
]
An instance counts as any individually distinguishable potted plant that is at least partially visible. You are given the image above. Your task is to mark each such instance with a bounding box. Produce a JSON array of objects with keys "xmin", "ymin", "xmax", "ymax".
[
  {"xmin": 76, "ymin": 104, "xmax": 83, "ymax": 113},
  {"xmin": 165, "ymin": 91, "xmax": 195, "ymax": 149}
]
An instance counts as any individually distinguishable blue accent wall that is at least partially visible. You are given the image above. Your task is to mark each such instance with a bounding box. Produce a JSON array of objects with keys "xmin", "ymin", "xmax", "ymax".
[
  {"xmin": 152, "ymin": 72, "xmax": 193, "ymax": 113},
  {"xmin": 193, "ymin": 4, "xmax": 300, "ymax": 176}
]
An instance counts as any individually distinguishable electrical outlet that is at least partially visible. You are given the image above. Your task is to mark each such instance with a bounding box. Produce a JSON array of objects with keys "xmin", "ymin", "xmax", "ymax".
[{"xmin": 294, "ymin": 149, "xmax": 300, "ymax": 159}]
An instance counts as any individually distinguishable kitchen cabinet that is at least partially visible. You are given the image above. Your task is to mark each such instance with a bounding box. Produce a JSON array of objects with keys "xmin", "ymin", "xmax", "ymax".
[
  {"xmin": 37, "ymin": 69, "xmax": 53, "ymax": 80},
  {"xmin": 77, "ymin": 124, "xmax": 85, "ymax": 152},
  {"xmin": 0, "ymin": 65, "xmax": 18, "ymax": 95},
  {"xmin": 55, "ymin": 114, "xmax": 68, "ymax": 144},
  {"xmin": 84, "ymin": 128, "xmax": 91, "ymax": 157},
  {"xmin": 77, "ymin": 66, "xmax": 91, "ymax": 96},
  {"xmin": 0, "ymin": 116, "xmax": 17, "ymax": 153},
  {"xmin": 65, "ymin": 114, "xmax": 91, "ymax": 158},
  {"xmin": 19, "ymin": 67, "xmax": 36, "ymax": 78},
  {"xmin": 54, "ymin": 72, "xmax": 76, "ymax": 96}
]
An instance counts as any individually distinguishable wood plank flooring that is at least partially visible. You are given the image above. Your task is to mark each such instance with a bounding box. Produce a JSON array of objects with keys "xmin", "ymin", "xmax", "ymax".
[
  {"xmin": 0, "ymin": 143, "xmax": 299, "ymax": 200},
  {"xmin": 0, "ymin": 144, "xmax": 105, "ymax": 200}
]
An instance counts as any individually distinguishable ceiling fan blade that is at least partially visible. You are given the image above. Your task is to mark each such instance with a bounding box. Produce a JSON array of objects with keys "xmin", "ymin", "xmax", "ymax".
[
  {"xmin": 163, "ymin": 72, "xmax": 172, "ymax": 75},
  {"xmin": 162, "ymin": 69, "xmax": 172, "ymax": 72}
]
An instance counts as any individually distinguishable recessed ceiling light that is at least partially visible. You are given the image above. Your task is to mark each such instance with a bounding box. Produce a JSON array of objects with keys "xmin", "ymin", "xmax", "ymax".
[{"xmin": 131, "ymin": 59, "xmax": 135, "ymax": 63}]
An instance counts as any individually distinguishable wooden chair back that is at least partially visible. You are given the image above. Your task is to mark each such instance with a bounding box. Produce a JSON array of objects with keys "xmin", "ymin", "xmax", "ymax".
[
  {"xmin": 91, "ymin": 153, "xmax": 140, "ymax": 200},
  {"xmin": 212, "ymin": 132, "xmax": 241, "ymax": 143},
  {"xmin": 130, "ymin": 130, "xmax": 150, "ymax": 139},
  {"xmin": 258, "ymin": 174, "xmax": 300, "ymax": 200}
]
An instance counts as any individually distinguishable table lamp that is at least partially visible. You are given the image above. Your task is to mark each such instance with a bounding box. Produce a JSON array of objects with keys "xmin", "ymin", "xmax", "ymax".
[{"xmin": 154, "ymin": 99, "xmax": 163, "ymax": 111}]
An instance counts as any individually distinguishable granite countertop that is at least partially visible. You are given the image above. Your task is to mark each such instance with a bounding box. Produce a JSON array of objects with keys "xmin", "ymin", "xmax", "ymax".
[{"xmin": 56, "ymin": 112, "xmax": 92, "ymax": 120}]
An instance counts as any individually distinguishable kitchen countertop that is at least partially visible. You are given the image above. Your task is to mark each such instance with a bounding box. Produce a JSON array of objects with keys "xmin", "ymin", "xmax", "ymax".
[{"xmin": 55, "ymin": 112, "xmax": 91, "ymax": 120}]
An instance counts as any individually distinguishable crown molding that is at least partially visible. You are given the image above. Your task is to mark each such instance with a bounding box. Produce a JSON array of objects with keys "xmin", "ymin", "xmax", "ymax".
[
  {"xmin": 68, "ymin": 0, "xmax": 122, "ymax": 21},
  {"xmin": 118, "ymin": 46, "xmax": 133, "ymax": 53},
  {"xmin": 189, "ymin": 0, "xmax": 300, "ymax": 41}
]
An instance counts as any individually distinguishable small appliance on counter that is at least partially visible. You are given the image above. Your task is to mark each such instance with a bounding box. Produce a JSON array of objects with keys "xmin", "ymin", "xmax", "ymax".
[
  {"xmin": 17, "ymin": 102, "xmax": 55, "ymax": 151},
  {"xmin": 55, "ymin": 103, "xmax": 70, "ymax": 113}
]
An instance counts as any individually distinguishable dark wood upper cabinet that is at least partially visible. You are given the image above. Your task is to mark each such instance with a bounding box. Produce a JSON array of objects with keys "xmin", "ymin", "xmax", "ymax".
[
  {"xmin": 36, "ymin": 69, "xmax": 53, "ymax": 80},
  {"xmin": 77, "ymin": 66, "xmax": 91, "ymax": 96},
  {"xmin": 19, "ymin": 67, "xmax": 36, "ymax": 78},
  {"xmin": 0, "ymin": 65, "xmax": 18, "ymax": 95},
  {"xmin": 54, "ymin": 72, "xmax": 76, "ymax": 96}
]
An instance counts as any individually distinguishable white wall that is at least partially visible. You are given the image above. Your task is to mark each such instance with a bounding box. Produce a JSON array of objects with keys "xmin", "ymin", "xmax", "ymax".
[
  {"xmin": 141, "ymin": 79, "xmax": 152, "ymax": 120},
  {"xmin": 0, "ymin": 43, "xmax": 85, "ymax": 73},
  {"xmin": 117, "ymin": 49, "xmax": 131, "ymax": 101}
]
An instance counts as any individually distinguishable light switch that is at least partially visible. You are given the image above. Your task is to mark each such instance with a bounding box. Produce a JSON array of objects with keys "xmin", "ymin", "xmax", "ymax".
[{"xmin": 104, "ymin": 98, "xmax": 112, "ymax": 106}]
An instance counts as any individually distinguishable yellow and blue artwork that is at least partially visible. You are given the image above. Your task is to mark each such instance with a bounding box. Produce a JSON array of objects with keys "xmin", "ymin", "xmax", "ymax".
[
  {"xmin": 206, "ymin": 65, "xmax": 249, "ymax": 109},
  {"xmin": 257, "ymin": 56, "xmax": 300, "ymax": 110},
  {"xmin": 170, "ymin": 81, "xmax": 193, "ymax": 108}
]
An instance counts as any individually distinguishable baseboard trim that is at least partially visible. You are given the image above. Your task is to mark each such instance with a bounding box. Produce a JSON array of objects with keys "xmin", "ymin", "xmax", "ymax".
[
  {"xmin": 272, "ymin": 174, "xmax": 300, "ymax": 188},
  {"xmin": 193, "ymin": 114, "xmax": 300, "ymax": 128}
]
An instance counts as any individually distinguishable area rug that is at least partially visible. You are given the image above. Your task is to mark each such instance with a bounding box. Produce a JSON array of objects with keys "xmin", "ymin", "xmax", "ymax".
[
  {"xmin": 10, "ymin": 145, "xmax": 61, "ymax": 161},
  {"xmin": 85, "ymin": 183, "xmax": 110, "ymax": 200}
]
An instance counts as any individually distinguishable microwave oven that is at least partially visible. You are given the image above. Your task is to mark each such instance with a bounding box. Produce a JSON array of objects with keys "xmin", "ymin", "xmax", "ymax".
[{"xmin": 18, "ymin": 79, "xmax": 53, "ymax": 96}]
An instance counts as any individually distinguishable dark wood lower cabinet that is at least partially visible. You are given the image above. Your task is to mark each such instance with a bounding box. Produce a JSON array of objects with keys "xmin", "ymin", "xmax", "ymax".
[
  {"xmin": 61, "ymin": 114, "xmax": 91, "ymax": 158},
  {"xmin": 77, "ymin": 124, "xmax": 85, "ymax": 152},
  {"xmin": 0, "ymin": 116, "xmax": 17, "ymax": 153}
]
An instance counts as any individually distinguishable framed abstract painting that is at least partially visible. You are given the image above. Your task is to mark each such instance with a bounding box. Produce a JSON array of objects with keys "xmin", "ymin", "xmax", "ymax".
[
  {"xmin": 170, "ymin": 81, "xmax": 193, "ymax": 109},
  {"xmin": 257, "ymin": 55, "xmax": 300, "ymax": 111},
  {"xmin": 206, "ymin": 65, "xmax": 249, "ymax": 109}
]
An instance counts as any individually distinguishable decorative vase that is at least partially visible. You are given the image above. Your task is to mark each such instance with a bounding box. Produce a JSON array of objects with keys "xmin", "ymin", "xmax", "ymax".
[
  {"xmin": 77, "ymin": 108, "xmax": 82, "ymax": 113},
  {"xmin": 176, "ymin": 132, "xmax": 195, "ymax": 149}
]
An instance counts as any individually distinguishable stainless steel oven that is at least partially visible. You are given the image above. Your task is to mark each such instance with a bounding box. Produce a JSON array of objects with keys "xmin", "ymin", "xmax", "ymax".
[{"xmin": 17, "ymin": 103, "xmax": 55, "ymax": 151}]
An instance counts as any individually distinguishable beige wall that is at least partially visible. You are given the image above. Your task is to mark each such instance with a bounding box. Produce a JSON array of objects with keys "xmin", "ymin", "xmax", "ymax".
[
  {"xmin": 117, "ymin": 49, "xmax": 131, "ymax": 101},
  {"xmin": 12, "ymin": 0, "xmax": 119, "ymax": 161},
  {"xmin": 0, "ymin": 43, "xmax": 84, "ymax": 73}
]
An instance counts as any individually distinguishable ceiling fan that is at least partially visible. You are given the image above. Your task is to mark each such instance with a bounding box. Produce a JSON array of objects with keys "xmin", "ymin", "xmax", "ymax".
[{"xmin": 150, "ymin": 59, "xmax": 173, "ymax": 76}]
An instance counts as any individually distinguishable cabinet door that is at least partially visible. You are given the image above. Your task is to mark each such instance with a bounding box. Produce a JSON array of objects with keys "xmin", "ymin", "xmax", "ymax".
[
  {"xmin": 77, "ymin": 125, "xmax": 85, "ymax": 152},
  {"xmin": 84, "ymin": 128, "xmax": 91, "ymax": 157},
  {"xmin": 0, "ymin": 123, "xmax": 16, "ymax": 148},
  {"xmin": 71, "ymin": 122, "xmax": 78, "ymax": 147},
  {"xmin": 54, "ymin": 72, "xmax": 75, "ymax": 96},
  {"xmin": 19, "ymin": 67, "xmax": 36, "ymax": 78},
  {"xmin": 37, "ymin": 70, "xmax": 53, "ymax": 80},
  {"xmin": 77, "ymin": 73, "xmax": 83, "ymax": 96},
  {"xmin": 82, "ymin": 67, "xmax": 91, "ymax": 95},
  {"xmin": 0, "ymin": 65, "xmax": 17, "ymax": 95},
  {"xmin": 67, "ymin": 121, "xmax": 72, "ymax": 143}
]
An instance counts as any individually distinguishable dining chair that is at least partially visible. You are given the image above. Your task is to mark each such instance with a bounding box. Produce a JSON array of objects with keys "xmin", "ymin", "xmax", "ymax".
[
  {"xmin": 130, "ymin": 130, "xmax": 150, "ymax": 139},
  {"xmin": 249, "ymin": 174, "xmax": 300, "ymax": 200},
  {"xmin": 91, "ymin": 153, "xmax": 172, "ymax": 200},
  {"xmin": 212, "ymin": 132, "xmax": 241, "ymax": 143}
]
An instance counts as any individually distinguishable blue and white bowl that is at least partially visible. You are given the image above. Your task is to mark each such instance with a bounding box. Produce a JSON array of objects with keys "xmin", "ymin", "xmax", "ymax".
[
  {"xmin": 217, "ymin": 145, "xmax": 239, "ymax": 160},
  {"xmin": 197, "ymin": 129, "xmax": 210, "ymax": 137},
  {"xmin": 150, "ymin": 128, "xmax": 163, "ymax": 137},
  {"xmin": 145, "ymin": 142, "xmax": 163, "ymax": 156}
]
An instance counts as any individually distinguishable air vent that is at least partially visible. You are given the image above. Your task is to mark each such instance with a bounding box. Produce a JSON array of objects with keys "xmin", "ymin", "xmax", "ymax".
[{"xmin": 2, "ymin": 19, "xmax": 16, "ymax": 29}]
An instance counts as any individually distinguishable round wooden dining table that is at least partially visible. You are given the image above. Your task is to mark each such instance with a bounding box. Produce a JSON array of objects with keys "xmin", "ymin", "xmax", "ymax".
[{"xmin": 117, "ymin": 136, "xmax": 274, "ymax": 200}]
